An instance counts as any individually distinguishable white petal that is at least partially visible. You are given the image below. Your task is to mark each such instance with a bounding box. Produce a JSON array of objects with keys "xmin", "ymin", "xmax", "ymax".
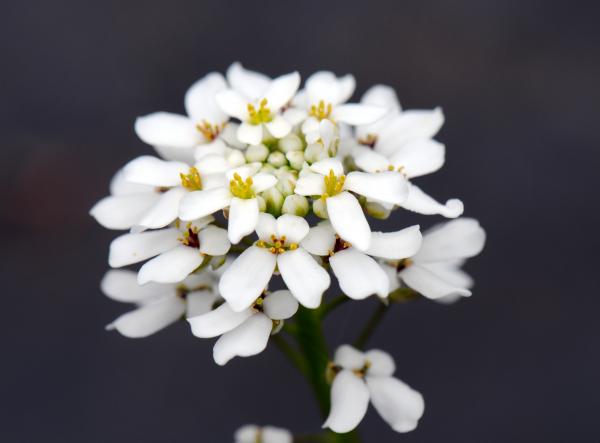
[
  {"xmin": 194, "ymin": 138, "xmax": 227, "ymax": 160},
  {"xmin": 109, "ymin": 169, "xmax": 155, "ymax": 196},
  {"xmin": 400, "ymin": 264, "xmax": 471, "ymax": 299},
  {"xmin": 213, "ymin": 313, "xmax": 272, "ymax": 365},
  {"xmin": 294, "ymin": 173, "xmax": 325, "ymax": 196},
  {"xmin": 323, "ymin": 370, "xmax": 370, "ymax": 433},
  {"xmin": 300, "ymin": 222, "xmax": 336, "ymax": 256},
  {"xmin": 219, "ymin": 246, "xmax": 277, "ymax": 311},
  {"xmin": 188, "ymin": 303, "xmax": 253, "ymax": 337},
  {"xmin": 381, "ymin": 263, "xmax": 401, "ymax": 294},
  {"xmin": 228, "ymin": 163, "xmax": 261, "ymax": 180},
  {"xmin": 401, "ymin": 183, "xmax": 464, "ymax": 219},
  {"xmin": 278, "ymin": 248, "xmax": 330, "ymax": 309},
  {"xmin": 310, "ymin": 157, "xmax": 344, "ymax": 177},
  {"xmin": 345, "ymin": 171, "xmax": 408, "ymax": 205},
  {"xmin": 184, "ymin": 72, "xmax": 228, "ymax": 125},
  {"xmin": 194, "ymin": 153, "xmax": 229, "ymax": 175},
  {"xmin": 101, "ymin": 269, "xmax": 172, "ymax": 303},
  {"xmin": 276, "ymin": 214, "xmax": 309, "ymax": 243},
  {"xmin": 251, "ymin": 172, "xmax": 277, "ymax": 193},
  {"xmin": 424, "ymin": 262, "xmax": 474, "ymax": 289},
  {"xmin": 237, "ymin": 122, "xmax": 264, "ymax": 146},
  {"xmin": 262, "ymin": 426, "xmax": 294, "ymax": 443},
  {"xmin": 353, "ymin": 150, "xmax": 390, "ymax": 173},
  {"xmin": 361, "ymin": 84, "xmax": 401, "ymax": 112},
  {"xmin": 215, "ymin": 89, "xmax": 249, "ymax": 120},
  {"xmin": 107, "ymin": 296, "xmax": 185, "ymax": 338},
  {"xmin": 389, "ymin": 139, "xmax": 445, "ymax": 178},
  {"xmin": 90, "ymin": 194, "xmax": 159, "ymax": 230},
  {"xmin": 333, "ymin": 104, "xmax": 387, "ymax": 125},
  {"xmin": 178, "ymin": 187, "xmax": 231, "ymax": 221},
  {"xmin": 330, "ymin": 248, "xmax": 389, "ymax": 299},
  {"xmin": 415, "ymin": 218, "xmax": 486, "ymax": 263},
  {"xmin": 301, "ymin": 116, "xmax": 320, "ymax": 135},
  {"xmin": 263, "ymin": 71, "xmax": 300, "ymax": 110},
  {"xmin": 306, "ymin": 71, "xmax": 355, "ymax": 106},
  {"xmin": 185, "ymin": 290, "xmax": 218, "ymax": 318},
  {"xmin": 366, "ymin": 225, "xmax": 422, "ymax": 260},
  {"xmin": 138, "ymin": 245, "xmax": 204, "ymax": 284},
  {"xmin": 366, "ymin": 376, "xmax": 425, "ymax": 433},
  {"xmin": 263, "ymin": 290, "xmax": 298, "ymax": 320},
  {"xmin": 152, "ymin": 145, "xmax": 196, "ymax": 164},
  {"xmin": 197, "ymin": 225, "xmax": 230, "ymax": 256},
  {"xmin": 255, "ymin": 212, "xmax": 277, "ymax": 241},
  {"xmin": 136, "ymin": 187, "xmax": 187, "ymax": 230},
  {"xmin": 364, "ymin": 349, "xmax": 395, "ymax": 377},
  {"xmin": 123, "ymin": 155, "xmax": 188, "ymax": 187},
  {"xmin": 228, "ymin": 197, "xmax": 259, "ymax": 244},
  {"xmin": 282, "ymin": 107, "xmax": 308, "ymax": 125},
  {"xmin": 226, "ymin": 62, "xmax": 270, "ymax": 101},
  {"xmin": 135, "ymin": 112, "xmax": 201, "ymax": 149},
  {"xmin": 234, "ymin": 425, "xmax": 259, "ymax": 443},
  {"xmin": 334, "ymin": 344, "xmax": 366, "ymax": 370},
  {"xmin": 109, "ymin": 229, "xmax": 180, "ymax": 267},
  {"xmin": 326, "ymin": 192, "xmax": 371, "ymax": 251},
  {"xmin": 200, "ymin": 172, "xmax": 228, "ymax": 190},
  {"xmin": 265, "ymin": 115, "xmax": 291, "ymax": 138}
]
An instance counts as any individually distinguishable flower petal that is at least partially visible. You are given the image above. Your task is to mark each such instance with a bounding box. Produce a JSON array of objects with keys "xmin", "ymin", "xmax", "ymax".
[
  {"xmin": 228, "ymin": 197, "xmax": 259, "ymax": 244},
  {"xmin": 263, "ymin": 71, "xmax": 300, "ymax": 110},
  {"xmin": 101, "ymin": 269, "xmax": 172, "ymax": 303},
  {"xmin": 185, "ymin": 289, "xmax": 219, "ymax": 318},
  {"xmin": 218, "ymin": 246, "xmax": 277, "ymax": 311},
  {"xmin": 366, "ymin": 376, "xmax": 425, "ymax": 433},
  {"xmin": 389, "ymin": 139, "xmax": 445, "ymax": 178},
  {"xmin": 188, "ymin": 302, "xmax": 253, "ymax": 337},
  {"xmin": 345, "ymin": 171, "xmax": 408, "ymax": 205},
  {"xmin": 226, "ymin": 62, "xmax": 271, "ymax": 101},
  {"xmin": 262, "ymin": 290, "xmax": 299, "ymax": 320},
  {"xmin": 109, "ymin": 229, "xmax": 180, "ymax": 267},
  {"xmin": 152, "ymin": 145, "xmax": 196, "ymax": 164},
  {"xmin": 366, "ymin": 225, "xmax": 422, "ymax": 260},
  {"xmin": 184, "ymin": 72, "xmax": 228, "ymax": 125},
  {"xmin": 213, "ymin": 313, "xmax": 272, "ymax": 365},
  {"xmin": 333, "ymin": 104, "xmax": 387, "ymax": 126},
  {"xmin": 237, "ymin": 122, "xmax": 264, "ymax": 146},
  {"xmin": 277, "ymin": 248, "xmax": 330, "ymax": 309},
  {"xmin": 323, "ymin": 370, "xmax": 370, "ymax": 433},
  {"xmin": 334, "ymin": 344, "xmax": 366, "ymax": 370},
  {"xmin": 198, "ymin": 225, "xmax": 231, "ymax": 256},
  {"xmin": 361, "ymin": 84, "xmax": 401, "ymax": 112},
  {"xmin": 135, "ymin": 112, "xmax": 201, "ymax": 149},
  {"xmin": 353, "ymin": 150, "xmax": 390, "ymax": 173},
  {"xmin": 251, "ymin": 172, "xmax": 278, "ymax": 193},
  {"xmin": 265, "ymin": 114, "xmax": 292, "ymax": 138},
  {"xmin": 300, "ymin": 222, "xmax": 337, "ymax": 256},
  {"xmin": 136, "ymin": 187, "xmax": 187, "ymax": 230},
  {"xmin": 364, "ymin": 349, "xmax": 396, "ymax": 377},
  {"xmin": 310, "ymin": 157, "xmax": 344, "ymax": 177},
  {"xmin": 90, "ymin": 194, "xmax": 159, "ymax": 230},
  {"xmin": 262, "ymin": 426, "xmax": 294, "ymax": 443},
  {"xmin": 110, "ymin": 169, "xmax": 155, "ymax": 196},
  {"xmin": 330, "ymin": 248, "xmax": 389, "ymax": 299},
  {"xmin": 401, "ymin": 183, "xmax": 464, "ymax": 218},
  {"xmin": 137, "ymin": 245, "xmax": 204, "ymax": 284},
  {"xmin": 123, "ymin": 155, "xmax": 189, "ymax": 187},
  {"xmin": 178, "ymin": 187, "xmax": 231, "ymax": 221},
  {"xmin": 276, "ymin": 214, "xmax": 309, "ymax": 243},
  {"xmin": 255, "ymin": 212, "xmax": 277, "ymax": 241},
  {"xmin": 194, "ymin": 153, "xmax": 229, "ymax": 175},
  {"xmin": 399, "ymin": 264, "xmax": 472, "ymax": 299},
  {"xmin": 215, "ymin": 89, "xmax": 249, "ymax": 120},
  {"xmin": 326, "ymin": 192, "xmax": 371, "ymax": 251},
  {"xmin": 306, "ymin": 71, "xmax": 355, "ymax": 106},
  {"xmin": 106, "ymin": 296, "xmax": 185, "ymax": 338},
  {"xmin": 294, "ymin": 173, "xmax": 325, "ymax": 196},
  {"xmin": 414, "ymin": 218, "xmax": 486, "ymax": 263}
]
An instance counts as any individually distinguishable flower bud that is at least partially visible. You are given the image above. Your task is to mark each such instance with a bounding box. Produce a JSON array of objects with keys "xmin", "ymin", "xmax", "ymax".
[
  {"xmin": 245, "ymin": 144, "xmax": 269, "ymax": 162},
  {"xmin": 304, "ymin": 143, "xmax": 328, "ymax": 163},
  {"xmin": 282, "ymin": 194, "xmax": 309, "ymax": 217},
  {"xmin": 226, "ymin": 149, "xmax": 246, "ymax": 168},
  {"xmin": 262, "ymin": 187, "xmax": 284, "ymax": 216},
  {"xmin": 267, "ymin": 151, "xmax": 287, "ymax": 167},
  {"xmin": 278, "ymin": 133, "xmax": 303, "ymax": 152},
  {"xmin": 286, "ymin": 151, "xmax": 305, "ymax": 170},
  {"xmin": 365, "ymin": 201, "xmax": 392, "ymax": 219},
  {"xmin": 256, "ymin": 195, "xmax": 266, "ymax": 212},
  {"xmin": 312, "ymin": 198, "xmax": 329, "ymax": 219}
]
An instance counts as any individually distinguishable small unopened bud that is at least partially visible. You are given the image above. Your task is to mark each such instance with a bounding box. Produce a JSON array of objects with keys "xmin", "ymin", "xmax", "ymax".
[
  {"xmin": 267, "ymin": 151, "xmax": 287, "ymax": 167},
  {"xmin": 245, "ymin": 144, "xmax": 269, "ymax": 162},
  {"xmin": 278, "ymin": 133, "xmax": 303, "ymax": 152},
  {"xmin": 365, "ymin": 201, "xmax": 392, "ymax": 219},
  {"xmin": 286, "ymin": 151, "xmax": 305, "ymax": 170},
  {"xmin": 312, "ymin": 198, "xmax": 328, "ymax": 219},
  {"xmin": 256, "ymin": 195, "xmax": 266, "ymax": 212},
  {"xmin": 304, "ymin": 143, "xmax": 328, "ymax": 163},
  {"xmin": 210, "ymin": 255, "xmax": 226, "ymax": 270},
  {"xmin": 282, "ymin": 194, "xmax": 309, "ymax": 217},
  {"xmin": 262, "ymin": 187, "xmax": 284, "ymax": 216},
  {"xmin": 227, "ymin": 149, "xmax": 246, "ymax": 168}
]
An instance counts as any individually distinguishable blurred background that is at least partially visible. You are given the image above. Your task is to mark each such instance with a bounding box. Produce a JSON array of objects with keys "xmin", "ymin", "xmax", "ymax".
[{"xmin": 1, "ymin": 1, "xmax": 599, "ymax": 441}]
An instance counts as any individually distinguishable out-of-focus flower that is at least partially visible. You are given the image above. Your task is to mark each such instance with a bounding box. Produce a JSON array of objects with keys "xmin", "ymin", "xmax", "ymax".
[{"xmin": 234, "ymin": 424, "xmax": 293, "ymax": 443}]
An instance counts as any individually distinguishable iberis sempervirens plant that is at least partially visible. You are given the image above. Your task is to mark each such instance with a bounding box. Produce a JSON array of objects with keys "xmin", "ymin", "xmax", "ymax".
[{"xmin": 91, "ymin": 62, "xmax": 486, "ymax": 442}]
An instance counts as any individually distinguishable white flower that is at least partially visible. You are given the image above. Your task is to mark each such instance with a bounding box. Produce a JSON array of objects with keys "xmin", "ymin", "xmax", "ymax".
[
  {"xmin": 294, "ymin": 71, "xmax": 388, "ymax": 142},
  {"xmin": 294, "ymin": 157, "xmax": 409, "ymax": 251},
  {"xmin": 102, "ymin": 269, "xmax": 218, "ymax": 338},
  {"xmin": 218, "ymin": 213, "xmax": 331, "ymax": 312},
  {"xmin": 301, "ymin": 222, "xmax": 422, "ymax": 300},
  {"xmin": 135, "ymin": 72, "xmax": 229, "ymax": 163},
  {"xmin": 324, "ymin": 345, "xmax": 424, "ymax": 434},
  {"xmin": 216, "ymin": 71, "xmax": 300, "ymax": 145},
  {"xmin": 108, "ymin": 217, "xmax": 231, "ymax": 284},
  {"xmin": 226, "ymin": 62, "xmax": 272, "ymax": 102},
  {"xmin": 234, "ymin": 424, "xmax": 292, "ymax": 443},
  {"xmin": 189, "ymin": 290, "xmax": 298, "ymax": 365},
  {"xmin": 397, "ymin": 218, "xmax": 486, "ymax": 302},
  {"xmin": 178, "ymin": 163, "xmax": 277, "ymax": 243}
]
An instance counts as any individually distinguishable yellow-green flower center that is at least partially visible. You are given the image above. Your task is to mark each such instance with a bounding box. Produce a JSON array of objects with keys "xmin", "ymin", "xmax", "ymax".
[
  {"xmin": 322, "ymin": 169, "xmax": 346, "ymax": 199},
  {"xmin": 247, "ymin": 98, "xmax": 273, "ymax": 125},
  {"xmin": 229, "ymin": 172, "xmax": 255, "ymax": 199},
  {"xmin": 256, "ymin": 234, "xmax": 299, "ymax": 254},
  {"xmin": 180, "ymin": 167, "xmax": 203, "ymax": 191},
  {"xmin": 309, "ymin": 100, "xmax": 333, "ymax": 121}
]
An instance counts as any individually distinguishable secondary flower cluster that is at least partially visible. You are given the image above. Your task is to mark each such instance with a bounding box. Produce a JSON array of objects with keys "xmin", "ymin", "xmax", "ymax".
[{"xmin": 91, "ymin": 62, "xmax": 486, "ymax": 437}]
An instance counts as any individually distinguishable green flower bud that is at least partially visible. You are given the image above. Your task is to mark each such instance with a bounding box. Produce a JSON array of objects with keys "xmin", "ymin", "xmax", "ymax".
[
  {"xmin": 365, "ymin": 201, "xmax": 392, "ymax": 219},
  {"xmin": 312, "ymin": 198, "xmax": 329, "ymax": 219},
  {"xmin": 282, "ymin": 194, "xmax": 309, "ymax": 217},
  {"xmin": 262, "ymin": 187, "xmax": 284, "ymax": 216},
  {"xmin": 245, "ymin": 144, "xmax": 269, "ymax": 162},
  {"xmin": 256, "ymin": 195, "xmax": 267, "ymax": 212},
  {"xmin": 267, "ymin": 151, "xmax": 287, "ymax": 167},
  {"xmin": 227, "ymin": 149, "xmax": 246, "ymax": 168},
  {"xmin": 304, "ymin": 143, "xmax": 328, "ymax": 163},
  {"xmin": 286, "ymin": 150, "xmax": 305, "ymax": 170},
  {"xmin": 278, "ymin": 133, "xmax": 303, "ymax": 152}
]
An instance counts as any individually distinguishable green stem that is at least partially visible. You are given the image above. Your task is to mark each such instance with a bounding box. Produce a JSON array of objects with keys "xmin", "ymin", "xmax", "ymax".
[
  {"xmin": 318, "ymin": 294, "xmax": 349, "ymax": 319},
  {"xmin": 272, "ymin": 334, "xmax": 308, "ymax": 377},
  {"xmin": 353, "ymin": 301, "xmax": 389, "ymax": 349}
]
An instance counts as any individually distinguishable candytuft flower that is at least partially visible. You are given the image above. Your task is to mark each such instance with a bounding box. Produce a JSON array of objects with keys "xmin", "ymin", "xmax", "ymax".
[{"xmin": 234, "ymin": 424, "xmax": 292, "ymax": 443}]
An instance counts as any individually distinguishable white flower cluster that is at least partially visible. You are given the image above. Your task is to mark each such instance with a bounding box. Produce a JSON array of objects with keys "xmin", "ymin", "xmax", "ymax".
[{"xmin": 91, "ymin": 62, "xmax": 486, "ymax": 436}]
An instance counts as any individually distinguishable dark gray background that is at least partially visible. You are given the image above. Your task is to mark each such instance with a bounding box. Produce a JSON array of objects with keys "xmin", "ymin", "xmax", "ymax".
[{"xmin": 1, "ymin": 1, "xmax": 598, "ymax": 442}]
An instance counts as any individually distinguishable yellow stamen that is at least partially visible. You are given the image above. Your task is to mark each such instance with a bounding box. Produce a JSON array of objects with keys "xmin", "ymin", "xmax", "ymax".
[
  {"xmin": 309, "ymin": 100, "xmax": 333, "ymax": 121},
  {"xmin": 180, "ymin": 167, "xmax": 202, "ymax": 191},
  {"xmin": 322, "ymin": 169, "xmax": 346, "ymax": 199},
  {"xmin": 247, "ymin": 98, "xmax": 273, "ymax": 125},
  {"xmin": 229, "ymin": 172, "xmax": 255, "ymax": 199},
  {"xmin": 196, "ymin": 120, "xmax": 224, "ymax": 141},
  {"xmin": 256, "ymin": 236, "xmax": 299, "ymax": 254}
]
